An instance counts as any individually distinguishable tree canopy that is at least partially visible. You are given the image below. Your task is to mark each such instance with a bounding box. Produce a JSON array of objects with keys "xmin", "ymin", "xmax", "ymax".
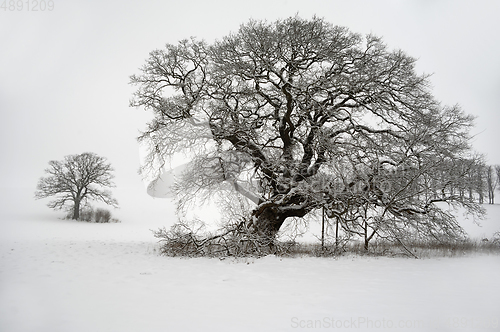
[
  {"xmin": 35, "ymin": 152, "xmax": 118, "ymax": 220},
  {"xmin": 130, "ymin": 16, "xmax": 483, "ymax": 245}
]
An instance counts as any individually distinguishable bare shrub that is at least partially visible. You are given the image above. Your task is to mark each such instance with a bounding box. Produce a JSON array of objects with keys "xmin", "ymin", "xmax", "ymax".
[
  {"xmin": 79, "ymin": 207, "xmax": 95, "ymax": 222},
  {"xmin": 492, "ymin": 232, "xmax": 500, "ymax": 245},
  {"xmin": 94, "ymin": 208, "xmax": 112, "ymax": 223},
  {"xmin": 63, "ymin": 205, "xmax": 118, "ymax": 223}
]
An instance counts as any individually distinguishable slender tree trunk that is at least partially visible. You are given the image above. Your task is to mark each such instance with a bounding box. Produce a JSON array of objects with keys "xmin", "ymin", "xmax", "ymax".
[
  {"xmin": 335, "ymin": 217, "xmax": 339, "ymax": 251},
  {"xmin": 72, "ymin": 199, "xmax": 81, "ymax": 220},
  {"xmin": 364, "ymin": 221, "xmax": 369, "ymax": 251},
  {"xmin": 321, "ymin": 207, "xmax": 325, "ymax": 250}
]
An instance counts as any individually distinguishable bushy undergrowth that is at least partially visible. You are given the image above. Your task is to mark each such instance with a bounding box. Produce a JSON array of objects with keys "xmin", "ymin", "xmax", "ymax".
[
  {"xmin": 293, "ymin": 239, "xmax": 500, "ymax": 259},
  {"xmin": 153, "ymin": 220, "xmax": 500, "ymax": 259},
  {"xmin": 66, "ymin": 207, "xmax": 120, "ymax": 223}
]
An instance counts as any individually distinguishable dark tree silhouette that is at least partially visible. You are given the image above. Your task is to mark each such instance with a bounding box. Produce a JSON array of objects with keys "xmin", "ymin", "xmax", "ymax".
[{"xmin": 35, "ymin": 152, "xmax": 118, "ymax": 219}]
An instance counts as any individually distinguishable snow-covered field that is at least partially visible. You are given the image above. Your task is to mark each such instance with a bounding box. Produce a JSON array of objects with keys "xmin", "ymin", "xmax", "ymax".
[{"xmin": 1, "ymin": 189, "xmax": 499, "ymax": 332}]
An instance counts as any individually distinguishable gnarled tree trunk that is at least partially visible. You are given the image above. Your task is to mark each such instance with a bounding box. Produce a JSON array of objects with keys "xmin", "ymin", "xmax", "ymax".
[
  {"xmin": 250, "ymin": 204, "xmax": 287, "ymax": 238},
  {"xmin": 249, "ymin": 193, "xmax": 312, "ymax": 238}
]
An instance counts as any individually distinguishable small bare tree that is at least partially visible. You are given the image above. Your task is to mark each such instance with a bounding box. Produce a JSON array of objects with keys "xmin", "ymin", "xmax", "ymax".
[{"xmin": 35, "ymin": 152, "xmax": 118, "ymax": 219}]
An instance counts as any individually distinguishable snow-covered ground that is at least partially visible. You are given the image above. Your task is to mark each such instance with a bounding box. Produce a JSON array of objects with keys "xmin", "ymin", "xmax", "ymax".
[{"xmin": 1, "ymin": 188, "xmax": 499, "ymax": 332}]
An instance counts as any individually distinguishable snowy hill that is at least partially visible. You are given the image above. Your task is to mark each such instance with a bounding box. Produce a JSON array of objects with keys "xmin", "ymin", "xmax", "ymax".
[{"xmin": 1, "ymin": 188, "xmax": 499, "ymax": 332}]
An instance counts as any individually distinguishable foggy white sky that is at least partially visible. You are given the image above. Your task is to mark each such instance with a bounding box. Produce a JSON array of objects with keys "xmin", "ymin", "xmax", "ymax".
[{"xmin": 1, "ymin": 0, "xmax": 499, "ymax": 212}]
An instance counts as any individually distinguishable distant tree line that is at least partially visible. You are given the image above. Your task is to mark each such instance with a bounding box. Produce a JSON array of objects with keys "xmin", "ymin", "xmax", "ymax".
[
  {"xmin": 443, "ymin": 159, "xmax": 500, "ymax": 205},
  {"xmin": 385, "ymin": 157, "xmax": 499, "ymax": 205},
  {"xmin": 484, "ymin": 164, "xmax": 500, "ymax": 204}
]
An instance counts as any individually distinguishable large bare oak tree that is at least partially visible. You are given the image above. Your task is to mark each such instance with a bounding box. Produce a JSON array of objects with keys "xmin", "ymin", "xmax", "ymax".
[
  {"xmin": 130, "ymin": 16, "xmax": 482, "ymax": 243},
  {"xmin": 35, "ymin": 152, "xmax": 118, "ymax": 219}
]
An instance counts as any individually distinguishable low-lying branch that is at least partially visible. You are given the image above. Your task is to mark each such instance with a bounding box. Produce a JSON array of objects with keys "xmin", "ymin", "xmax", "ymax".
[{"xmin": 153, "ymin": 221, "xmax": 296, "ymax": 258}]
